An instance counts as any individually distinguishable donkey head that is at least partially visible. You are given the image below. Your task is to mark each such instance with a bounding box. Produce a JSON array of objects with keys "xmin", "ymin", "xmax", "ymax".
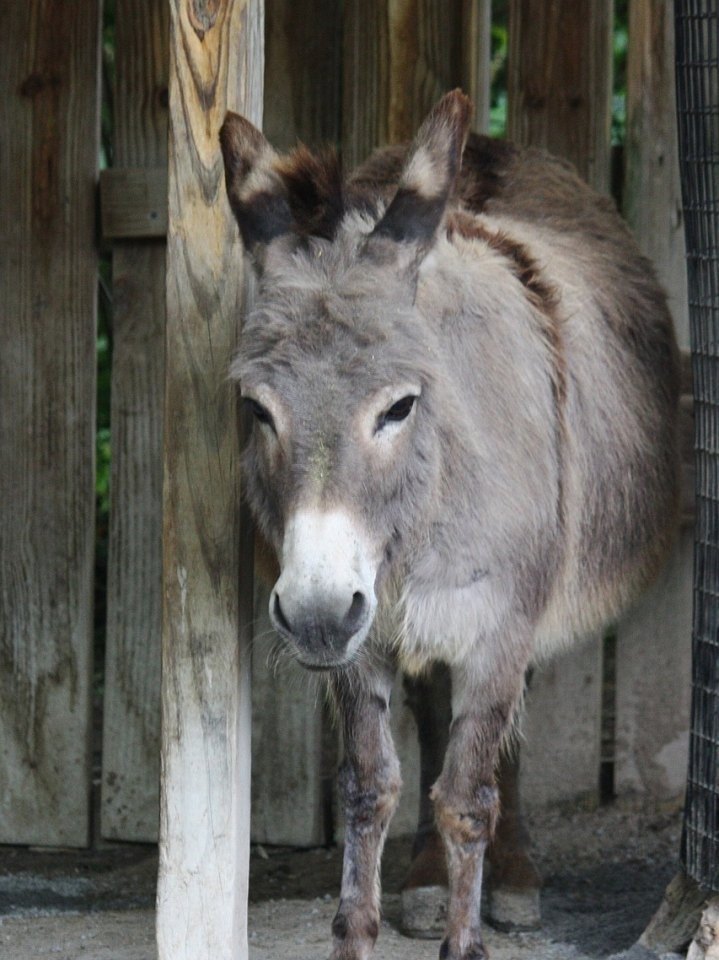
[{"xmin": 221, "ymin": 91, "xmax": 471, "ymax": 669}]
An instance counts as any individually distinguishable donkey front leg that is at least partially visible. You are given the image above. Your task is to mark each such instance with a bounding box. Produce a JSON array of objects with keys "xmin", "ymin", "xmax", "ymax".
[
  {"xmin": 432, "ymin": 663, "xmax": 526, "ymax": 960},
  {"xmin": 329, "ymin": 659, "xmax": 402, "ymax": 960}
]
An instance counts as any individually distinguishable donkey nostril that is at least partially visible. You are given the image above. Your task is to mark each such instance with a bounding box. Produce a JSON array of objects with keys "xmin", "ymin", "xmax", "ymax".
[
  {"xmin": 272, "ymin": 593, "xmax": 293, "ymax": 635},
  {"xmin": 343, "ymin": 591, "xmax": 368, "ymax": 635}
]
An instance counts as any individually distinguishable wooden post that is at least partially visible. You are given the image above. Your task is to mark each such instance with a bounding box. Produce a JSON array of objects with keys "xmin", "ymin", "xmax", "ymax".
[
  {"xmin": 100, "ymin": 0, "xmax": 169, "ymax": 843},
  {"xmin": 342, "ymin": 0, "xmax": 491, "ymax": 169},
  {"xmin": 507, "ymin": 0, "xmax": 613, "ymax": 810},
  {"xmin": 157, "ymin": 2, "xmax": 262, "ymax": 958},
  {"xmin": 247, "ymin": 0, "xmax": 342, "ymax": 849},
  {"xmin": 264, "ymin": 0, "xmax": 342, "ymax": 151},
  {"xmin": 614, "ymin": 0, "xmax": 692, "ymax": 803},
  {"xmin": 507, "ymin": 0, "xmax": 613, "ymax": 194},
  {"xmin": 0, "ymin": 0, "xmax": 100, "ymax": 847}
]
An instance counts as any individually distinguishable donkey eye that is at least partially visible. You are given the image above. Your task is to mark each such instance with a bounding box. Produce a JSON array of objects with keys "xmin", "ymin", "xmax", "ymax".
[
  {"xmin": 376, "ymin": 395, "xmax": 418, "ymax": 432},
  {"xmin": 244, "ymin": 397, "xmax": 276, "ymax": 432}
]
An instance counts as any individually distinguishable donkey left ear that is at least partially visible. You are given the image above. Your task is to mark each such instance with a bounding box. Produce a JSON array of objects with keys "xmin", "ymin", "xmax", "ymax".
[
  {"xmin": 366, "ymin": 89, "xmax": 472, "ymax": 262},
  {"xmin": 219, "ymin": 112, "xmax": 293, "ymax": 264}
]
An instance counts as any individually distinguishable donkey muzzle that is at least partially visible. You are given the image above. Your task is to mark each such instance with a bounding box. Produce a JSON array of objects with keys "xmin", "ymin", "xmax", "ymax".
[{"xmin": 269, "ymin": 507, "xmax": 378, "ymax": 667}]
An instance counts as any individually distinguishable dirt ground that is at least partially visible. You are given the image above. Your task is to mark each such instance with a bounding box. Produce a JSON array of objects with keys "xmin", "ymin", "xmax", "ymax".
[{"xmin": 0, "ymin": 798, "xmax": 690, "ymax": 960}]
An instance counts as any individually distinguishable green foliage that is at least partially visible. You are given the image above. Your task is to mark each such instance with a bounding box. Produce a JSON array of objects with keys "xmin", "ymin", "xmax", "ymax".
[
  {"xmin": 488, "ymin": 0, "xmax": 629, "ymax": 146},
  {"xmin": 489, "ymin": 6, "xmax": 508, "ymax": 138},
  {"xmin": 612, "ymin": 0, "xmax": 628, "ymax": 146}
]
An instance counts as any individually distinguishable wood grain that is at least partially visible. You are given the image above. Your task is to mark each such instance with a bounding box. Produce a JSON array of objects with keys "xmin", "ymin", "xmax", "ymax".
[
  {"xmin": 506, "ymin": 0, "xmax": 613, "ymax": 809},
  {"xmin": 0, "ymin": 0, "xmax": 100, "ymax": 847},
  {"xmin": 100, "ymin": 0, "xmax": 168, "ymax": 844},
  {"xmin": 342, "ymin": 0, "xmax": 491, "ymax": 169},
  {"xmin": 249, "ymin": 0, "xmax": 344, "ymax": 849},
  {"xmin": 157, "ymin": 1, "xmax": 261, "ymax": 957},
  {"xmin": 624, "ymin": 0, "xmax": 689, "ymax": 348},
  {"xmin": 615, "ymin": 0, "xmax": 692, "ymax": 804},
  {"xmin": 100, "ymin": 168, "xmax": 168, "ymax": 239},
  {"xmin": 507, "ymin": 0, "xmax": 612, "ymax": 193},
  {"xmin": 264, "ymin": 0, "xmax": 342, "ymax": 151}
]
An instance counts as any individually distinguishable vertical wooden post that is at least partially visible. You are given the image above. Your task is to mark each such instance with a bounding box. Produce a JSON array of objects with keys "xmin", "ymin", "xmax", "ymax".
[
  {"xmin": 507, "ymin": 0, "xmax": 613, "ymax": 810},
  {"xmin": 0, "ymin": 0, "xmax": 100, "ymax": 847},
  {"xmin": 507, "ymin": 0, "xmax": 613, "ymax": 193},
  {"xmin": 624, "ymin": 0, "xmax": 689, "ymax": 346},
  {"xmin": 251, "ymin": 0, "xmax": 342, "ymax": 848},
  {"xmin": 264, "ymin": 0, "xmax": 341, "ymax": 151},
  {"xmin": 342, "ymin": 0, "xmax": 491, "ymax": 169},
  {"xmin": 101, "ymin": 0, "xmax": 169, "ymax": 843},
  {"xmin": 157, "ymin": 2, "xmax": 262, "ymax": 958},
  {"xmin": 614, "ymin": 0, "xmax": 692, "ymax": 802}
]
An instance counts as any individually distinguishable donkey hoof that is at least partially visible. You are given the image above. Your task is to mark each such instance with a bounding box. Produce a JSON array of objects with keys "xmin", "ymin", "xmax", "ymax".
[
  {"xmin": 487, "ymin": 884, "xmax": 541, "ymax": 932},
  {"xmin": 400, "ymin": 884, "xmax": 448, "ymax": 939}
]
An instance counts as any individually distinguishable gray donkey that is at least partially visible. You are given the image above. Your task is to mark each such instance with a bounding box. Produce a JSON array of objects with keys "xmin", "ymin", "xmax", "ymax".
[{"xmin": 220, "ymin": 91, "xmax": 679, "ymax": 960}]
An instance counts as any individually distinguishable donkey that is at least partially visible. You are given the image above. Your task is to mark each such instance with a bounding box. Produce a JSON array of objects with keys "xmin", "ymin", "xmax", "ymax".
[{"xmin": 220, "ymin": 91, "xmax": 679, "ymax": 960}]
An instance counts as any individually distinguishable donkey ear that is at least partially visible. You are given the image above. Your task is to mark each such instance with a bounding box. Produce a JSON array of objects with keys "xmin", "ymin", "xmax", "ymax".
[
  {"xmin": 366, "ymin": 90, "xmax": 472, "ymax": 263},
  {"xmin": 219, "ymin": 112, "xmax": 293, "ymax": 263}
]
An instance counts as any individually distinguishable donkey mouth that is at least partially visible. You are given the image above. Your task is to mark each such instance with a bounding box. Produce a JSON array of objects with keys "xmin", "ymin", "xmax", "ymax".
[{"xmin": 269, "ymin": 589, "xmax": 375, "ymax": 670}]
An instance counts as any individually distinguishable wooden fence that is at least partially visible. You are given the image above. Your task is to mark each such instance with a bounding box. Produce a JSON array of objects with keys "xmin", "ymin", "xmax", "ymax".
[{"xmin": 1, "ymin": 0, "xmax": 692, "ymax": 954}]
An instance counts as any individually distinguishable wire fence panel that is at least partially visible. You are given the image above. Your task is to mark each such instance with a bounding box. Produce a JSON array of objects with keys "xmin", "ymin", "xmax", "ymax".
[{"xmin": 676, "ymin": 0, "xmax": 719, "ymax": 890}]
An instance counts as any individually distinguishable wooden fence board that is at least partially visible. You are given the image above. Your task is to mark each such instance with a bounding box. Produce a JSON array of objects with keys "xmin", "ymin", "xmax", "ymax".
[
  {"xmin": 264, "ymin": 0, "xmax": 342, "ymax": 152},
  {"xmin": 100, "ymin": 168, "xmax": 168, "ymax": 239},
  {"xmin": 100, "ymin": 0, "xmax": 169, "ymax": 845},
  {"xmin": 156, "ymin": 1, "xmax": 262, "ymax": 957},
  {"xmin": 507, "ymin": 0, "xmax": 612, "ymax": 194},
  {"xmin": 246, "ymin": 0, "xmax": 343, "ymax": 848},
  {"xmin": 615, "ymin": 0, "xmax": 692, "ymax": 802},
  {"xmin": 507, "ymin": 0, "xmax": 613, "ymax": 809},
  {"xmin": 0, "ymin": 0, "xmax": 100, "ymax": 848},
  {"xmin": 342, "ymin": 0, "xmax": 491, "ymax": 169}
]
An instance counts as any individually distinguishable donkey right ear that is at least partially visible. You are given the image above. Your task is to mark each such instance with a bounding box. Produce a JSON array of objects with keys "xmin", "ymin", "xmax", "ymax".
[{"xmin": 219, "ymin": 113, "xmax": 293, "ymax": 264}]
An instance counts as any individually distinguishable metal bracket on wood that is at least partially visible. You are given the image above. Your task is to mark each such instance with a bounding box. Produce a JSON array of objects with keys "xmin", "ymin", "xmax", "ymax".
[{"xmin": 100, "ymin": 168, "xmax": 168, "ymax": 240}]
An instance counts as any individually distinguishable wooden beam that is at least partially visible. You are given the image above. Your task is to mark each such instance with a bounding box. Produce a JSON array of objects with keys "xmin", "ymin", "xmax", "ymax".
[
  {"xmin": 156, "ymin": 1, "xmax": 261, "ymax": 958},
  {"xmin": 251, "ymin": 0, "xmax": 343, "ymax": 848},
  {"xmin": 507, "ymin": 0, "xmax": 613, "ymax": 193},
  {"xmin": 0, "ymin": 0, "xmax": 100, "ymax": 847},
  {"xmin": 506, "ymin": 0, "xmax": 613, "ymax": 810},
  {"xmin": 623, "ymin": 0, "xmax": 689, "ymax": 348},
  {"xmin": 614, "ymin": 0, "xmax": 692, "ymax": 804},
  {"xmin": 264, "ymin": 0, "xmax": 342, "ymax": 151},
  {"xmin": 342, "ymin": 0, "xmax": 491, "ymax": 169},
  {"xmin": 100, "ymin": 168, "xmax": 168, "ymax": 239},
  {"xmin": 100, "ymin": 0, "xmax": 168, "ymax": 844}
]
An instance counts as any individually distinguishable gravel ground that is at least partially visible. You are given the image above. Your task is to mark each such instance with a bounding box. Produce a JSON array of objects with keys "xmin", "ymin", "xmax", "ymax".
[{"xmin": 0, "ymin": 798, "xmax": 687, "ymax": 960}]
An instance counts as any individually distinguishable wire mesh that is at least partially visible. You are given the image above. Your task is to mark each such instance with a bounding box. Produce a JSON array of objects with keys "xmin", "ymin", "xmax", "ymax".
[{"xmin": 676, "ymin": 0, "xmax": 719, "ymax": 890}]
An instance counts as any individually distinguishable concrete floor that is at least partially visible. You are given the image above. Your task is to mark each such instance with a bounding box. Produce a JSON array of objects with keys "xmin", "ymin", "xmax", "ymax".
[{"xmin": 0, "ymin": 799, "xmax": 689, "ymax": 960}]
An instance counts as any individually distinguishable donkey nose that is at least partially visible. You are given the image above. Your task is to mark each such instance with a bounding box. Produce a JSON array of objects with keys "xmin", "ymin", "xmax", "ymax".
[{"xmin": 271, "ymin": 588, "xmax": 370, "ymax": 661}]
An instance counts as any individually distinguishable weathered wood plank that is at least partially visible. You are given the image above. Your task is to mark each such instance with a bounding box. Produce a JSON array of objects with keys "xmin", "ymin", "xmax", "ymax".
[
  {"xmin": 249, "ymin": 0, "xmax": 343, "ymax": 848},
  {"xmin": 251, "ymin": 589, "xmax": 327, "ymax": 846},
  {"xmin": 507, "ymin": 0, "xmax": 613, "ymax": 193},
  {"xmin": 157, "ymin": 1, "xmax": 262, "ymax": 957},
  {"xmin": 342, "ymin": 0, "xmax": 491, "ymax": 169},
  {"xmin": 507, "ymin": 0, "xmax": 613, "ymax": 809},
  {"xmin": 264, "ymin": 0, "xmax": 342, "ymax": 151},
  {"xmin": 614, "ymin": 0, "xmax": 692, "ymax": 802},
  {"xmin": 100, "ymin": 0, "xmax": 168, "ymax": 845},
  {"xmin": 0, "ymin": 0, "xmax": 100, "ymax": 847},
  {"xmin": 100, "ymin": 168, "xmax": 168, "ymax": 239}
]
